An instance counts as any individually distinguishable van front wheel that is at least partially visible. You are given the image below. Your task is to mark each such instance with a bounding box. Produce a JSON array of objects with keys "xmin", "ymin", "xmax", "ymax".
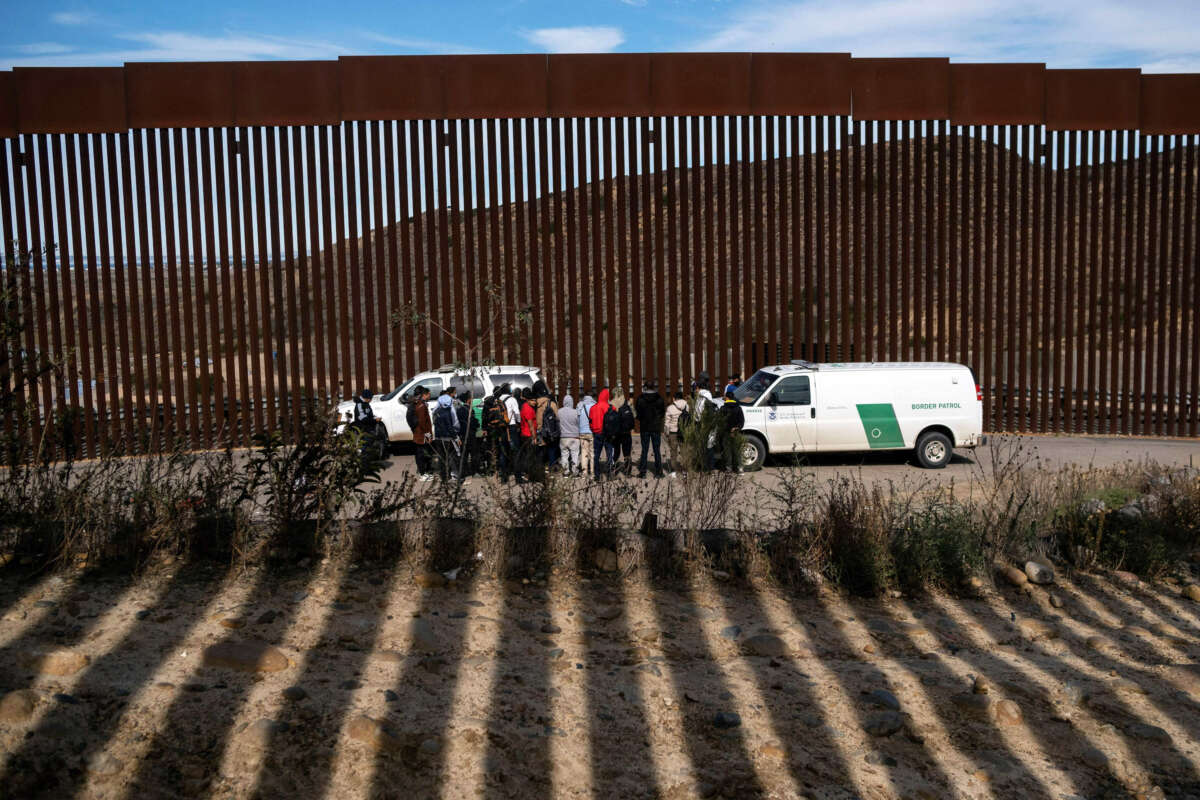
[
  {"xmin": 915, "ymin": 430, "xmax": 952, "ymax": 469},
  {"xmin": 740, "ymin": 435, "xmax": 767, "ymax": 472}
]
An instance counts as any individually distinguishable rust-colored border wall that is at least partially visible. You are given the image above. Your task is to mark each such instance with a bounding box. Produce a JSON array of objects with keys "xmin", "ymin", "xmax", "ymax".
[
  {"xmin": 1046, "ymin": 68, "xmax": 1140, "ymax": 130},
  {"xmin": 6, "ymin": 53, "xmax": 1194, "ymax": 131},
  {"xmin": 1140, "ymin": 73, "xmax": 1200, "ymax": 134},
  {"xmin": 950, "ymin": 63, "xmax": 1045, "ymax": 125},
  {"xmin": 3, "ymin": 50, "xmax": 1200, "ymax": 457}
]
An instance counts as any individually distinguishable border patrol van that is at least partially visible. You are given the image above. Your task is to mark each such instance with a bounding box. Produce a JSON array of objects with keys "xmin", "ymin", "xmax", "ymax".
[{"xmin": 732, "ymin": 361, "xmax": 986, "ymax": 469}]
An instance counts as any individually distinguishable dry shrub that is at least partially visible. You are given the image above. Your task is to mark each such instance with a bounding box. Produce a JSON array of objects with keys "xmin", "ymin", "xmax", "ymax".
[
  {"xmin": 476, "ymin": 475, "xmax": 568, "ymax": 576},
  {"xmin": 818, "ymin": 477, "xmax": 899, "ymax": 596}
]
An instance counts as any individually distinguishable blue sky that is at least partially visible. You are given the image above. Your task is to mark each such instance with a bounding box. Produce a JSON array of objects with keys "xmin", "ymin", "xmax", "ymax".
[{"xmin": 2, "ymin": 0, "xmax": 1199, "ymax": 72}]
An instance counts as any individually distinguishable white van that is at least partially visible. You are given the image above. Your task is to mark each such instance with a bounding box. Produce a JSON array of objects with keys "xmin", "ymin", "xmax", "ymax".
[
  {"xmin": 732, "ymin": 361, "xmax": 986, "ymax": 469},
  {"xmin": 335, "ymin": 365, "xmax": 543, "ymax": 444}
]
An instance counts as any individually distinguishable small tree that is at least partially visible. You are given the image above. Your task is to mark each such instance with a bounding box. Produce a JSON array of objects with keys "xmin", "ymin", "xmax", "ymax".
[
  {"xmin": 1, "ymin": 242, "xmax": 66, "ymax": 468},
  {"xmin": 391, "ymin": 282, "xmax": 541, "ymax": 497}
]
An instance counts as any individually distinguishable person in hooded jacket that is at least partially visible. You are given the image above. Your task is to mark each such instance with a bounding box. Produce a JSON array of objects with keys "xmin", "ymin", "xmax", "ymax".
[
  {"xmin": 611, "ymin": 389, "xmax": 635, "ymax": 475},
  {"xmin": 433, "ymin": 391, "xmax": 461, "ymax": 480},
  {"xmin": 557, "ymin": 395, "xmax": 581, "ymax": 476},
  {"xmin": 634, "ymin": 380, "xmax": 666, "ymax": 478},
  {"xmin": 577, "ymin": 390, "xmax": 596, "ymax": 477},
  {"xmin": 588, "ymin": 388, "xmax": 613, "ymax": 479}
]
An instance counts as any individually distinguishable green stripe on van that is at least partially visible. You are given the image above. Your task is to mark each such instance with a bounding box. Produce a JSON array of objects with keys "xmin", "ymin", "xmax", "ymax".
[{"xmin": 855, "ymin": 403, "xmax": 905, "ymax": 448}]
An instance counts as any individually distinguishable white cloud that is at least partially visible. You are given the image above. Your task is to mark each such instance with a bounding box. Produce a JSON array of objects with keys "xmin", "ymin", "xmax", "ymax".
[
  {"xmin": 16, "ymin": 42, "xmax": 75, "ymax": 55},
  {"xmin": 523, "ymin": 25, "xmax": 625, "ymax": 53},
  {"xmin": 1, "ymin": 31, "xmax": 346, "ymax": 68},
  {"xmin": 51, "ymin": 11, "xmax": 96, "ymax": 25},
  {"xmin": 620, "ymin": 0, "xmax": 649, "ymax": 6},
  {"xmin": 360, "ymin": 32, "xmax": 484, "ymax": 55},
  {"xmin": 689, "ymin": 0, "xmax": 1200, "ymax": 70}
]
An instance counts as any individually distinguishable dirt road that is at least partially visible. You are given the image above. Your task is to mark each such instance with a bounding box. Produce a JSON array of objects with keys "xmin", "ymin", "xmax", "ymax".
[{"xmin": 378, "ymin": 434, "xmax": 1200, "ymax": 488}]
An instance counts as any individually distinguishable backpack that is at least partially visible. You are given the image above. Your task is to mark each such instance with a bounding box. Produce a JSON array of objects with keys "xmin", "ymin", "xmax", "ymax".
[
  {"xmin": 538, "ymin": 402, "xmax": 560, "ymax": 443},
  {"xmin": 406, "ymin": 402, "xmax": 419, "ymax": 432},
  {"xmin": 434, "ymin": 404, "xmax": 457, "ymax": 438},
  {"xmin": 483, "ymin": 397, "xmax": 507, "ymax": 431},
  {"xmin": 601, "ymin": 406, "xmax": 621, "ymax": 438},
  {"xmin": 618, "ymin": 403, "xmax": 635, "ymax": 434}
]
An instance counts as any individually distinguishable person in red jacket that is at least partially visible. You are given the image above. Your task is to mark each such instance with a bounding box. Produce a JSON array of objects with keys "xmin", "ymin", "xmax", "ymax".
[
  {"xmin": 518, "ymin": 387, "xmax": 538, "ymax": 482},
  {"xmin": 588, "ymin": 388, "xmax": 614, "ymax": 479}
]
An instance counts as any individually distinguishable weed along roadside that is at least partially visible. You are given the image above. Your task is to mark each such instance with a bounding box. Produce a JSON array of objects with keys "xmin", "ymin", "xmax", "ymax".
[{"xmin": 2, "ymin": 431, "xmax": 1200, "ymax": 797}]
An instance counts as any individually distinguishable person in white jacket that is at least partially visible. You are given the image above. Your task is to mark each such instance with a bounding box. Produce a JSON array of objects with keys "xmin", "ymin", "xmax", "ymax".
[{"xmin": 662, "ymin": 389, "xmax": 688, "ymax": 474}]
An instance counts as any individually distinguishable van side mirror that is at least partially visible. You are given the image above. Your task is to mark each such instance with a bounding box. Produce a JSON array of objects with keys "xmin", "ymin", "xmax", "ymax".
[{"xmin": 767, "ymin": 393, "xmax": 777, "ymax": 407}]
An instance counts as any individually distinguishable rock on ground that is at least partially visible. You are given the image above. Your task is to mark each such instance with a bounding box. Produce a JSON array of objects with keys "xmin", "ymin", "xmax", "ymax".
[
  {"xmin": 0, "ymin": 689, "xmax": 39, "ymax": 722},
  {"xmin": 742, "ymin": 634, "xmax": 787, "ymax": 657},
  {"xmin": 21, "ymin": 648, "xmax": 90, "ymax": 677},
  {"xmin": 201, "ymin": 641, "xmax": 290, "ymax": 673},
  {"xmin": 1024, "ymin": 560, "xmax": 1055, "ymax": 585},
  {"xmin": 999, "ymin": 565, "xmax": 1028, "ymax": 587}
]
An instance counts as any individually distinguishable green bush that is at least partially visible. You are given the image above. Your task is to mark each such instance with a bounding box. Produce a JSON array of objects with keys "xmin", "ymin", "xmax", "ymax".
[{"xmin": 891, "ymin": 502, "xmax": 985, "ymax": 594}]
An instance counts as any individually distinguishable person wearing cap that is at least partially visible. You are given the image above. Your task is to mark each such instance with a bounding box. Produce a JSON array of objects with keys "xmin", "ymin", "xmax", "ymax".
[
  {"xmin": 718, "ymin": 385, "xmax": 746, "ymax": 472},
  {"xmin": 634, "ymin": 379, "xmax": 666, "ymax": 478},
  {"xmin": 352, "ymin": 388, "xmax": 376, "ymax": 431},
  {"xmin": 724, "ymin": 374, "xmax": 742, "ymax": 396}
]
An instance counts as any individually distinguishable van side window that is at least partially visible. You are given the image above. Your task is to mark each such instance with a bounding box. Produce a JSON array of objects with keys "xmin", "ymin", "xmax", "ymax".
[{"xmin": 771, "ymin": 376, "xmax": 811, "ymax": 406}]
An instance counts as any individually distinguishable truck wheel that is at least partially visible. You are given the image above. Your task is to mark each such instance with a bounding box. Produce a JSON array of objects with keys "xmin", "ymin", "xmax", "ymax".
[
  {"xmin": 915, "ymin": 430, "xmax": 952, "ymax": 469},
  {"xmin": 740, "ymin": 435, "xmax": 767, "ymax": 472},
  {"xmin": 373, "ymin": 422, "xmax": 390, "ymax": 460}
]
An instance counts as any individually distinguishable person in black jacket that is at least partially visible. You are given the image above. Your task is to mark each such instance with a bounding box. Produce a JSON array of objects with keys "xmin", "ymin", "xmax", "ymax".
[
  {"xmin": 634, "ymin": 380, "xmax": 666, "ymax": 478},
  {"xmin": 718, "ymin": 386, "xmax": 746, "ymax": 472},
  {"xmin": 457, "ymin": 391, "xmax": 477, "ymax": 477}
]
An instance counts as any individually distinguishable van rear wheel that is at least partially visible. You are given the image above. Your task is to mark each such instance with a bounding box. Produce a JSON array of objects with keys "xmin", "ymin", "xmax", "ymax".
[
  {"xmin": 740, "ymin": 435, "xmax": 767, "ymax": 471},
  {"xmin": 915, "ymin": 430, "xmax": 952, "ymax": 469}
]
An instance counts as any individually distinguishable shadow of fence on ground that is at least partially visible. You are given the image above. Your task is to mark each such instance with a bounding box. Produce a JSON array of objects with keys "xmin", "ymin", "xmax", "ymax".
[{"xmin": 1, "ymin": 525, "xmax": 1199, "ymax": 799}]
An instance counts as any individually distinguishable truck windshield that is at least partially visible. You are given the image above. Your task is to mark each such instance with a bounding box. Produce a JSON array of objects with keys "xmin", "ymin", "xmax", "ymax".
[{"xmin": 733, "ymin": 370, "xmax": 777, "ymax": 405}]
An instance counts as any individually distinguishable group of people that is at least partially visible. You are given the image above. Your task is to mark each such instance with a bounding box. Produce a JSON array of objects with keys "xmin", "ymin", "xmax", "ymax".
[{"xmin": 353, "ymin": 370, "xmax": 747, "ymax": 483}]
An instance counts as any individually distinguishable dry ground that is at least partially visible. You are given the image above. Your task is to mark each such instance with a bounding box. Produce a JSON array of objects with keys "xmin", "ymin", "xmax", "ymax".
[{"xmin": 2, "ymin": 548, "xmax": 1200, "ymax": 800}]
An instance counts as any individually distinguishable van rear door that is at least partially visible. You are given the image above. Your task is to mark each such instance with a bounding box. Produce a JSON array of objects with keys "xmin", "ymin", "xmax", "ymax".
[{"xmin": 762, "ymin": 374, "xmax": 818, "ymax": 453}]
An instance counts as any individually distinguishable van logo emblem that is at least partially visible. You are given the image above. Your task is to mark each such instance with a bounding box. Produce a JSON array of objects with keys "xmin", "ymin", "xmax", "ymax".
[{"xmin": 871, "ymin": 427, "xmax": 882, "ymax": 439}]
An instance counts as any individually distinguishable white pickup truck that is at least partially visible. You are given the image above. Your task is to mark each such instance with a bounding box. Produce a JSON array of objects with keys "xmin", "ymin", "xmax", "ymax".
[
  {"xmin": 335, "ymin": 365, "xmax": 543, "ymax": 443},
  {"xmin": 733, "ymin": 361, "xmax": 987, "ymax": 469}
]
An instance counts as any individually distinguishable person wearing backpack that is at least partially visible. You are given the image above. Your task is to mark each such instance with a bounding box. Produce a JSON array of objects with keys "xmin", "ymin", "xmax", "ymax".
[
  {"xmin": 433, "ymin": 391, "xmax": 461, "ymax": 480},
  {"xmin": 662, "ymin": 389, "xmax": 688, "ymax": 475},
  {"xmin": 484, "ymin": 386, "xmax": 512, "ymax": 479},
  {"xmin": 457, "ymin": 390, "xmax": 478, "ymax": 477},
  {"xmin": 635, "ymin": 379, "xmax": 666, "ymax": 479},
  {"xmin": 577, "ymin": 390, "xmax": 596, "ymax": 477},
  {"xmin": 532, "ymin": 379, "xmax": 559, "ymax": 469},
  {"xmin": 588, "ymin": 388, "xmax": 614, "ymax": 480}
]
